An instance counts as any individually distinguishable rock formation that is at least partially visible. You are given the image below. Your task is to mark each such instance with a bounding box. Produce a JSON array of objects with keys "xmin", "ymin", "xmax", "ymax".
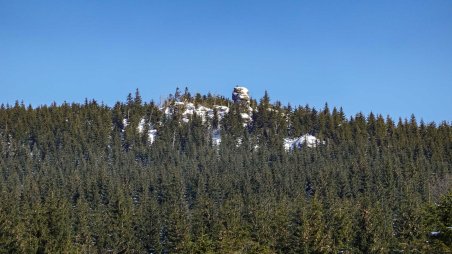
[{"xmin": 232, "ymin": 86, "xmax": 250, "ymax": 105}]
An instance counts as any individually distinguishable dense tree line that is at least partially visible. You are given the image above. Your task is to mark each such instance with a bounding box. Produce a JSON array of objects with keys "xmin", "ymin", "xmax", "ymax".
[{"xmin": 0, "ymin": 89, "xmax": 450, "ymax": 253}]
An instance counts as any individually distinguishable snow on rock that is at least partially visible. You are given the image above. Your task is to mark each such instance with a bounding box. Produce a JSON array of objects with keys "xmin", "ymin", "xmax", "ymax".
[
  {"xmin": 240, "ymin": 112, "xmax": 252, "ymax": 127},
  {"xmin": 163, "ymin": 107, "xmax": 173, "ymax": 117},
  {"xmin": 181, "ymin": 103, "xmax": 209, "ymax": 123},
  {"xmin": 122, "ymin": 118, "xmax": 129, "ymax": 129},
  {"xmin": 284, "ymin": 134, "xmax": 324, "ymax": 150},
  {"xmin": 429, "ymin": 231, "xmax": 441, "ymax": 237},
  {"xmin": 162, "ymin": 101, "xmax": 230, "ymax": 124},
  {"xmin": 240, "ymin": 113, "xmax": 251, "ymax": 121},
  {"xmin": 184, "ymin": 102, "xmax": 195, "ymax": 113},
  {"xmin": 429, "ymin": 227, "xmax": 452, "ymax": 237},
  {"xmin": 148, "ymin": 129, "xmax": 157, "ymax": 144},
  {"xmin": 181, "ymin": 102, "xmax": 196, "ymax": 122},
  {"xmin": 213, "ymin": 105, "xmax": 229, "ymax": 119},
  {"xmin": 137, "ymin": 118, "xmax": 146, "ymax": 133},
  {"xmin": 196, "ymin": 105, "xmax": 212, "ymax": 119},
  {"xmin": 124, "ymin": 87, "xmax": 325, "ymax": 150},
  {"xmin": 212, "ymin": 128, "xmax": 221, "ymax": 146},
  {"xmin": 232, "ymin": 86, "xmax": 250, "ymax": 104},
  {"xmin": 236, "ymin": 137, "xmax": 243, "ymax": 147},
  {"xmin": 232, "ymin": 86, "xmax": 253, "ymax": 125},
  {"xmin": 161, "ymin": 86, "xmax": 252, "ymax": 125}
]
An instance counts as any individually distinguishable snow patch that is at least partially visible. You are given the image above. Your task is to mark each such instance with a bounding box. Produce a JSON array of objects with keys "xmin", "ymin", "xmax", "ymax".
[
  {"xmin": 212, "ymin": 128, "xmax": 221, "ymax": 146},
  {"xmin": 162, "ymin": 102, "xmax": 230, "ymax": 124},
  {"xmin": 163, "ymin": 107, "xmax": 172, "ymax": 117},
  {"xmin": 213, "ymin": 105, "xmax": 229, "ymax": 119},
  {"xmin": 137, "ymin": 118, "xmax": 146, "ymax": 133},
  {"xmin": 148, "ymin": 129, "xmax": 157, "ymax": 144},
  {"xmin": 429, "ymin": 231, "xmax": 441, "ymax": 237},
  {"xmin": 122, "ymin": 118, "xmax": 129, "ymax": 128},
  {"xmin": 240, "ymin": 113, "xmax": 251, "ymax": 120},
  {"xmin": 236, "ymin": 137, "xmax": 243, "ymax": 147},
  {"xmin": 284, "ymin": 134, "xmax": 324, "ymax": 150},
  {"xmin": 137, "ymin": 118, "xmax": 158, "ymax": 144}
]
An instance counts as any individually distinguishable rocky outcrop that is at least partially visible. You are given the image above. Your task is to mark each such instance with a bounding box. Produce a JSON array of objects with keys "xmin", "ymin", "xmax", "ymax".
[
  {"xmin": 283, "ymin": 134, "xmax": 324, "ymax": 150},
  {"xmin": 162, "ymin": 102, "xmax": 229, "ymax": 123},
  {"xmin": 232, "ymin": 86, "xmax": 250, "ymax": 105},
  {"xmin": 126, "ymin": 86, "xmax": 325, "ymax": 150},
  {"xmin": 232, "ymin": 86, "xmax": 252, "ymax": 125}
]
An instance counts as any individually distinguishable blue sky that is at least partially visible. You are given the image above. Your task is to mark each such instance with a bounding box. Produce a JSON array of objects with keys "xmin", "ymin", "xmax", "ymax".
[{"xmin": 1, "ymin": 1, "xmax": 451, "ymax": 122}]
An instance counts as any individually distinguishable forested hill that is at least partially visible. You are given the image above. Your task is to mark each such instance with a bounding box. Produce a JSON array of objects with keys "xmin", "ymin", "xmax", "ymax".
[{"xmin": 0, "ymin": 86, "xmax": 450, "ymax": 253}]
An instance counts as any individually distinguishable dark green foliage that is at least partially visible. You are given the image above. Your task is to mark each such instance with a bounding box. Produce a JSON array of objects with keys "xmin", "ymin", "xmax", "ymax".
[{"xmin": 0, "ymin": 89, "xmax": 450, "ymax": 253}]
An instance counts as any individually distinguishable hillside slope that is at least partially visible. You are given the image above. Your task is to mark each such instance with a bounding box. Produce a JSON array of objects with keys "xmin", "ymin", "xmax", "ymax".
[{"xmin": 0, "ymin": 86, "xmax": 450, "ymax": 253}]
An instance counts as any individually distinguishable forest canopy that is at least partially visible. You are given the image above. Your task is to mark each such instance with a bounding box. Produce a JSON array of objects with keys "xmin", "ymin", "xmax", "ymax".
[{"xmin": 0, "ymin": 87, "xmax": 450, "ymax": 253}]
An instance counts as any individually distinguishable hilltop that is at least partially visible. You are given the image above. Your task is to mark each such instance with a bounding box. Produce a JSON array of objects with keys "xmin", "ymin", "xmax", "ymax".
[{"xmin": 0, "ymin": 86, "xmax": 450, "ymax": 253}]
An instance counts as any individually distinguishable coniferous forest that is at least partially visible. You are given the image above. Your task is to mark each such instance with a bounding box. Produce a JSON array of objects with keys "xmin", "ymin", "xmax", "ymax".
[{"xmin": 0, "ymin": 87, "xmax": 450, "ymax": 253}]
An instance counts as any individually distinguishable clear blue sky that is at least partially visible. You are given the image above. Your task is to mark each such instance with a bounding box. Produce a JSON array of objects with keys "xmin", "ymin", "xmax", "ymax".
[{"xmin": 1, "ymin": 1, "xmax": 451, "ymax": 122}]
